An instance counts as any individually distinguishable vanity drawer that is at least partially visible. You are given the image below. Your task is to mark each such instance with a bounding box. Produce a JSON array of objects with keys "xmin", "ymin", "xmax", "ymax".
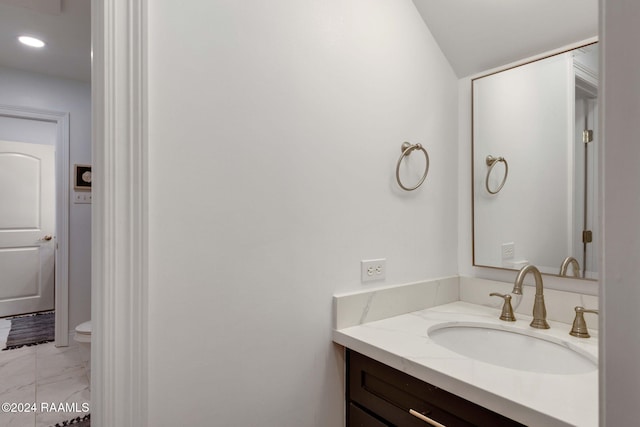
[
  {"xmin": 348, "ymin": 403, "xmax": 390, "ymax": 427},
  {"xmin": 347, "ymin": 350, "xmax": 526, "ymax": 427}
]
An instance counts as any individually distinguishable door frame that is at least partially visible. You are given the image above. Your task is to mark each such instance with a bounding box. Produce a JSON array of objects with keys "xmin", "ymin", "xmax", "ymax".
[
  {"xmin": 92, "ymin": 0, "xmax": 149, "ymax": 425},
  {"xmin": 0, "ymin": 104, "xmax": 70, "ymax": 346}
]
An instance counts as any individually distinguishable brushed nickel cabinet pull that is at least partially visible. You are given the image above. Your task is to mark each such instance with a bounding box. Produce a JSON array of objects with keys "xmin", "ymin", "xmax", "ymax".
[{"xmin": 409, "ymin": 409, "xmax": 447, "ymax": 427}]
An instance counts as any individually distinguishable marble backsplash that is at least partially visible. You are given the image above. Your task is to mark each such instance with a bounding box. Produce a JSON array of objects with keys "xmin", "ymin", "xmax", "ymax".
[
  {"xmin": 334, "ymin": 275, "xmax": 599, "ymax": 331},
  {"xmin": 333, "ymin": 276, "xmax": 459, "ymax": 330}
]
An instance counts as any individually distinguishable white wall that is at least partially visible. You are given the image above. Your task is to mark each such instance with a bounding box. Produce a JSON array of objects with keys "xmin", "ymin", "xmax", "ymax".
[
  {"xmin": 0, "ymin": 66, "xmax": 92, "ymax": 331},
  {"xmin": 146, "ymin": 0, "xmax": 457, "ymax": 425},
  {"xmin": 0, "ymin": 116, "xmax": 57, "ymax": 145},
  {"xmin": 600, "ymin": 0, "xmax": 640, "ymax": 425}
]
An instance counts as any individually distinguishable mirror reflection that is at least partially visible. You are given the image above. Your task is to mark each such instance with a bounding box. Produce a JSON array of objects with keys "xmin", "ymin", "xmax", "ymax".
[{"xmin": 472, "ymin": 43, "xmax": 598, "ymax": 280}]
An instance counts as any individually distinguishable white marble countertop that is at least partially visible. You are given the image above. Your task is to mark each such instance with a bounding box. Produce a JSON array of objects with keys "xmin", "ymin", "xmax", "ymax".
[{"xmin": 333, "ymin": 301, "xmax": 598, "ymax": 427}]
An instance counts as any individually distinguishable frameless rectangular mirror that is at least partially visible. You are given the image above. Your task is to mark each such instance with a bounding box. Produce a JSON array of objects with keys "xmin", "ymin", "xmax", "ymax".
[{"xmin": 472, "ymin": 42, "xmax": 598, "ymax": 280}]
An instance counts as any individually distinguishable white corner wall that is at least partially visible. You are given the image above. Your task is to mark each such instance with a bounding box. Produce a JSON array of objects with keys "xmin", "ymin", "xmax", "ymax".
[
  {"xmin": 146, "ymin": 0, "xmax": 457, "ymax": 425},
  {"xmin": 600, "ymin": 0, "xmax": 640, "ymax": 425},
  {"xmin": 0, "ymin": 66, "xmax": 91, "ymax": 332}
]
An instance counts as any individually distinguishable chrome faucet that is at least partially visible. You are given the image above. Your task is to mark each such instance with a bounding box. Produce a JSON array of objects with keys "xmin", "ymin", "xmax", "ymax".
[
  {"xmin": 559, "ymin": 256, "xmax": 581, "ymax": 278},
  {"xmin": 512, "ymin": 264, "xmax": 550, "ymax": 329}
]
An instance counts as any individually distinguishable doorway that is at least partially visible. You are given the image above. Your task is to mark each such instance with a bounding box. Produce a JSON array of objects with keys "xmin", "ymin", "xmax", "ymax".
[
  {"xmin": 0, "ymin": 105, "xmax": 70, "ymax": 346},
  {"xmin": 573, "ymin": 92, "xmax": 598, "ymax": 279}
]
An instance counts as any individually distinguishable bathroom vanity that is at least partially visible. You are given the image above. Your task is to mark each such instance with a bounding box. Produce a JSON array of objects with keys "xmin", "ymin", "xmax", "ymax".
[
  {"xmin": 333, "ymin": 282, "xmax": 598, "ymax": 427},
  {"xmin": 347, "ymin": 350, "xmax": 524, "ymax": 426}
]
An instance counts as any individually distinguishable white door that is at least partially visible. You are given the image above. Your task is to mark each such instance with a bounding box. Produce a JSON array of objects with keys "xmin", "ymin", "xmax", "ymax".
[{"xmin": 0, "ymin": 140, "xmax": 55, "ymax": 317}]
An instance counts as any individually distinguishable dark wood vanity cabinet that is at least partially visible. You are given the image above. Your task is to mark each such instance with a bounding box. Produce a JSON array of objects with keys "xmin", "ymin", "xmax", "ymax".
[{"xmin": 346, "ymin": 350, "xmax": 526, "ymax": 427}]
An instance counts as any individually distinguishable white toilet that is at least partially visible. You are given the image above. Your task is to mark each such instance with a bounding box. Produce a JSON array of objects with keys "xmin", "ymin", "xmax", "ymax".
[{"xmin": 74, "ymin": 321, "xmax": 92, "ymax": 387}]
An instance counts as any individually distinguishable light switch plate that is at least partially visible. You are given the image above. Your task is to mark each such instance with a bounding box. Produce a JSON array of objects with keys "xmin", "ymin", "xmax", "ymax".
[{"xmin": 74, "ymin": 192, "xmax": 92, "ymax": 204}]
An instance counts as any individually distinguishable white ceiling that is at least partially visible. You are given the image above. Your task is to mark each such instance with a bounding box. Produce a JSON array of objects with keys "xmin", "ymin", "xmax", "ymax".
[
  {"xmin": 0, "ymin": 1, "xmax": 598, "ymax": 83},
  {"xmin": 0, "ymin": 0, "xmax": 91, "ymax": 82},
  {"xmin": 412, "ymin": 0, "xmax": 598, "ymax": 78}
]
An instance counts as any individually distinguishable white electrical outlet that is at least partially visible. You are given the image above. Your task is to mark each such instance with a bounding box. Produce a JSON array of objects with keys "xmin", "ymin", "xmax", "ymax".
[
  {"xmin": 361, "ymin": 259, "xmax": 386, "ymax": 283},
  {"xmin": 501, "ymin": 242, "xmax": 515, "ymax": 260}
]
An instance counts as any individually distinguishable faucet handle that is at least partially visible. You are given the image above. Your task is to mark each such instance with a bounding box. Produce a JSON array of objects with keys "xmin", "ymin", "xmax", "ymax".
[
  {"xmin": 489, "ymin": 293, "xmax": 516, "ymax": 322},
  {"xmin": 569, "ymin": 306, "xmax": 599, "ymax": 338}
]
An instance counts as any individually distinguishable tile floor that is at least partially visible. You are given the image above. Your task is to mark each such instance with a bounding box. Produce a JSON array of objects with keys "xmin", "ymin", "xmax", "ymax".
[{"xmin": 0, "ymin": 318, "xmax": 90, "ymax": 427}]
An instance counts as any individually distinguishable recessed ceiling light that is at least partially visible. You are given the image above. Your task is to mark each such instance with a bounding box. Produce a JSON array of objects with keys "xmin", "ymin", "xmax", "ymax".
[{"xmin": 18, "ymin": 36, "xmax": 46, "ymax": 48}]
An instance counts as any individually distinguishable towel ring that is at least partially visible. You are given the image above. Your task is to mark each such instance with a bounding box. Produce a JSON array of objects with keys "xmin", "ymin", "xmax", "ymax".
[
  {"xmin": 485, "ymin": 155, "xmax": 508, "ymax": 194},
  {"xmin": 396, "ymin": 142, "xmax": 430, "ymax": 191}
]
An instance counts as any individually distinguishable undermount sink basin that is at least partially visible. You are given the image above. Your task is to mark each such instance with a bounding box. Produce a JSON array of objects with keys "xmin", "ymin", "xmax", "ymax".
[{"xmin": 428, "ymin": 323, "xmax": 597, "ymax": 375}]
